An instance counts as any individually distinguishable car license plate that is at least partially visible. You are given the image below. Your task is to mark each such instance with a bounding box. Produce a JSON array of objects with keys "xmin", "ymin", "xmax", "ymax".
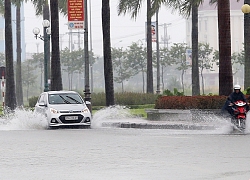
[{"xmin": 65, "ymin": 116, "xmax": 78, "ymax": 120}]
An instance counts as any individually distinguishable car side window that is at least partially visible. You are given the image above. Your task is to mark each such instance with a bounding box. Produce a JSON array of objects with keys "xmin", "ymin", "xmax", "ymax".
[{"xmin": 38, "ymin": 94, "xmax": 45, "ymax": 104}]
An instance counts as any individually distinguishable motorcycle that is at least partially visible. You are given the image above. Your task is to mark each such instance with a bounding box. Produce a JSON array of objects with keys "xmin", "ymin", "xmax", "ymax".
[{"xmin": 229, "ymin": 100, "xmax": 248, "ymax": 131}]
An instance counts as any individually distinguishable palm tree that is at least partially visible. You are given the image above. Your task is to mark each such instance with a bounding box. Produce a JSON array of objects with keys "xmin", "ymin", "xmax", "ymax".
[
  {"xmin": 217, "ymin": 0, "xmax": 233, "ymax": 95},
  {"xmin": 118, "ymin": 0, "xmax": 154, "ymax": 93},
  {"xmin": 102, "ymin": 0, "xmax": 114, "ymax": 106},
  {"xmin": 13, "ymin": 1, "xmax": 24, "ymax": 107},
  {"xmin": 5, "ymin": 0, "xmax": 16, "ymax": 110},
  {"xmin": 146, "ymin": 0, "xmax": 153, "ymax": 93},
  {"xmin": 50, "ymin": 0, "xmax": 63, "ymax": 90},
  {"xmin": 158, "ymin": 0, "xmax": 201, "ymax": 95},
  {"xmin": 0, "ymin": 1, "xmax": 24, "ymax": 106},
  {"xmin": 191, "ymin": 3, "xmax": 200, "ymax": 96}
]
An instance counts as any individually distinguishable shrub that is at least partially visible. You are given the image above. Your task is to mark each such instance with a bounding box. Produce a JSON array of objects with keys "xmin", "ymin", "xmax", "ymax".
[
  {"xmin": 29, "ymin": 96, "xmax": 39, "ymax": 107},
  {"xmin": 155, "ymin": 95, "xmax": 228, "ymax": 109},
  {"xmin": 163, "ymin": 88, "xmax": 184, "ymax": 96},
  {"xmin": 88, "ymin": 92, "xmax": 158, "ymax": 106},
  {"xmin": 246, "ymin": 87, "xmax": 250, "ymax": 95}
]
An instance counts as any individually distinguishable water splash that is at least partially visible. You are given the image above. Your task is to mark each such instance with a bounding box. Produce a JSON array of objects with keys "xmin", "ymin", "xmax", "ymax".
[
  {"xmin": 0, "ymin": 108, "xmax": 48, "ymax": 130},
  {"xmin": 91, "ymin": 105, "xmax": 140, "ymax": 128},
  {"xmin": 181, "ymin": 110, "xmax": 237, "ymax": 134}
]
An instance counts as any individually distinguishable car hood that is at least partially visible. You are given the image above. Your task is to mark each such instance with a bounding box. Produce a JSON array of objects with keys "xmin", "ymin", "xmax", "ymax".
[{"xmin": 48, "ymin": 104, "xmax": 87, "ymax": 111}]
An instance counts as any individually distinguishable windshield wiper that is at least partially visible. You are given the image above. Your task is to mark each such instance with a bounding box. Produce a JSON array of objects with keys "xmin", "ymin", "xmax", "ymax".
[
  {"xmin": 66, "ymin": 95, "xmax": 81, "ymax": 104},
  {"xmin": 59, "ymin": 95, "xmax": 71, "ymax": 104}
]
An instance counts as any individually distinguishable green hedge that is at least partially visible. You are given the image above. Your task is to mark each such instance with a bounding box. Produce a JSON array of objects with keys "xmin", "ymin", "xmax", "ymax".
[
  {"xmin": 79, "ymin": 92, "xmax": 158, "ymax": 106},
  {"xmin": 155, "ymin": 95, "xmax": 228, "ymax": 109},
  {"xmin": 28, "ymin": 92, "xmax": 158, "ymax": 107}
]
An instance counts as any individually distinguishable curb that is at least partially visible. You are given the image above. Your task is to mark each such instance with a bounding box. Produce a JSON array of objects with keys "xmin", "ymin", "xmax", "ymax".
[{"xmin": 102, "ymin": 122, "xmax": 216, "ymax": 130}]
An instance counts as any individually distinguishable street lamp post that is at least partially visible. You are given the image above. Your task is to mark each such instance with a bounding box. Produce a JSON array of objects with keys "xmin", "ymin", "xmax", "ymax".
[
  {"xmin": 33, "ymin": 19, "xmax": 51, "ymax": 92},
  {"xmin": 84, "ymin": 0, "xmax": 92, "ymax": 113},
  {"xmin": 241, "ymin": 3, "xmax": 250, "ymax": 89}
]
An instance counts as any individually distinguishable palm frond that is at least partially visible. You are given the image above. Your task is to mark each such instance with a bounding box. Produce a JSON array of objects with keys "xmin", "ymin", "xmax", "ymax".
[{"xmin": 117, "ymin": 0, "xmax": 143, "ymax": 20}]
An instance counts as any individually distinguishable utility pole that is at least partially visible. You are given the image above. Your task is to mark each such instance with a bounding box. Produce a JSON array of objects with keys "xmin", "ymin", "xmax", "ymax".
[
  {"xmin": 160, "ymin": 23, "xmax": 171, "ymax": 92},
  {"xmin": 156, "ymin": 10, "xmax": 160, "ymax": 94}
]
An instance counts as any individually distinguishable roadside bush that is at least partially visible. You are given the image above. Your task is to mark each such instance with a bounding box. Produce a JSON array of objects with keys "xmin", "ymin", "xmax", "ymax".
[
  {"xmin": 88, "ymin": 92, "xmax": 158, "ymax": 106},
  {"xmin": 28, "ymin": 92, "xmax": 157, "ymax": 108},
  {"xmin": 29, "ymin": 96, "xmax": 39, "ymax": 107},
  {"xmin": 163, "ymin": 88, "xmax": 184, "ymax": 96},
  {"xmin": 155, "ymin": 95, "xmax": 228, "ymax": 109}
]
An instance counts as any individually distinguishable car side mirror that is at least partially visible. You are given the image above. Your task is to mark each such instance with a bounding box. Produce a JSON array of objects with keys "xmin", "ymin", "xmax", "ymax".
[{"xmin": 39, "ymin": 102, "xmax": 47, "ymax": 107}]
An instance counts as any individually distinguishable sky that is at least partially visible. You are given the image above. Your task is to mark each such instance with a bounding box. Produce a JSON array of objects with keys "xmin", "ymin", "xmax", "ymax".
[{"xmin": 23, "ymin": 1, "xmax": 186, "ymax": 57}]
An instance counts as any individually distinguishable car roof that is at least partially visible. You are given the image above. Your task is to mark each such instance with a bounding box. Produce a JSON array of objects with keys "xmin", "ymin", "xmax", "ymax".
[{"xmin": 46, "ymin": 91, "xmax": 79, "ymax": 95}]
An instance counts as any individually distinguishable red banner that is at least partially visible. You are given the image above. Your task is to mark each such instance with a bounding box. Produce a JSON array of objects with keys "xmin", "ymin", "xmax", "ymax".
[{"xmin": 68, "ymin": 0, "xmax": 84, "ymax": 29}]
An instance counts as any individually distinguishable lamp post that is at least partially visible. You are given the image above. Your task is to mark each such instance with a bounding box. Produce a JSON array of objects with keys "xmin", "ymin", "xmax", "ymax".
[
  {"xmin": 84, "ymin": 0, "xmax": 92, "ymax": 113},
  {"xmin": 241, "ymin": 3, "xmax": 250, "ymax": 89},
  {"xmin": 33, "ymin": 19, "xmax": 51, "ymax": 92}
]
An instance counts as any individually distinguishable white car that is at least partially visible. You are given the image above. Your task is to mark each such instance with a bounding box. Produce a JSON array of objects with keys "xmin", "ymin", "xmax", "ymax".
[{"xmin": 35, "ymin": 91, "xmax": 91, "ymax": 128}]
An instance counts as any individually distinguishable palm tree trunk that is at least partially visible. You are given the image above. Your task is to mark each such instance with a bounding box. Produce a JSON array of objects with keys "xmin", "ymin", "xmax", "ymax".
[
  {"xmin": 50, "ymin": 0, "xmax": 63, "ymax": 90},
  {"xmin": 161, "ymin": 66, "xmax": 164, "ymax": 92},
  {"xmin": 146, "ymin": 0, "xmax": 153, "ymax": 93},
  {"xmin": 218, "ymin": 0, "xmax": 233, "ymax": 95},
  {"xmin": 102, "ymin": 0, "xmax": 114, "ymax": 106},
  {"xmin": 201, "ymin": 69, "xmax": 204, "ymax": 95},
  {"xmin": 192, "ymin": 3, "xmax": 200, "ymax": 96},
  {"xmin": 181, "ymin": 70, "xmax": 184, "ymax": 93},
  {"xmin": 142, "ymin": 71, "xmax": 145, "ymax": 93},
  {"xmin": 16, "ymin": 4, "xmax": 23, "ymax": 106},
  {"xmin": 5, "ymin": 0, "xmax": 16, "ymax": 110}
]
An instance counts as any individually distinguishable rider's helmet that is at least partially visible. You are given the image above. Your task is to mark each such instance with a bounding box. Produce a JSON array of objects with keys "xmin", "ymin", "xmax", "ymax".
[{"xmin": 234, "ymin": 84, "xmax": 241, "ymax": 90}]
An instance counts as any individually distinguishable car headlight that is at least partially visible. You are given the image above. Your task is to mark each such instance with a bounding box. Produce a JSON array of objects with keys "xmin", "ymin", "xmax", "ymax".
[
  {"xmin": 50, "ymin": 108, "xmax": 59, "ymax": 114},
  {"xmin": 82, "ymin": 108, "xmax": 90, "ymax": 113}
]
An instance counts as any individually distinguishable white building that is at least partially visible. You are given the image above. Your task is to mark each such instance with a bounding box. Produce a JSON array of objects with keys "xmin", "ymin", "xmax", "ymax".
[{"xmin": 186, "ymin": 0, "xmax": 244, "ymax": 53}]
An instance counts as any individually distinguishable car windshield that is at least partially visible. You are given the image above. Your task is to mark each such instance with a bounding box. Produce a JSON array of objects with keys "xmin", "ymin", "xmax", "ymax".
[{"xmin": 48, "ymin": 93, "xmax": 84, "ymax": 104}]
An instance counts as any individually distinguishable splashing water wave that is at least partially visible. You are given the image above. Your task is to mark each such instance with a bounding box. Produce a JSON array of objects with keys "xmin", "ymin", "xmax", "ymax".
[
  {"xmin": 91, "ymin": 105, "xmax": 141, "ymax": 128},
  {"xmin": 0, "ymin": 106, "xmax": 249, "ymax": 135},
  {"xmin": 0, "ymin": 108, "xmax": 48, "ymax": 130}
]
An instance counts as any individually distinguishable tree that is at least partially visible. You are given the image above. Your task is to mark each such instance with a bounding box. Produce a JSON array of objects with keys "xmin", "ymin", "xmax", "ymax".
[
  {"xmin": 0, "ymin": 53, "xmax": 5, "ymax": 66},
  {"xmin": 169, "ymin": 43, "xmax": 190, "ymax": 93},
  {"xmin": 161, "ymin": 0, "xmax": 202, "ymax": 95},
  {"xmin": 61, "ymin": 48, "xmax": 84, "ymax": 90},
  {"xmin": 118, "ymin": 0, "xmax": 157, "ymax": 93},
  {"xmin": 198, "ymin": 43, "xmax": 213, "ymax": 95},
  {"xmin": 5, "ymin": 0, "xmax": 16, "ymax": 110},
  {"xmin": 112, "ymin": 47, "xmax": 135, "ymax": 92},
  {"xmin": 213, "ymin": 49, "xmax": 244, "ymax": 85},
  {"xmin": 31, "ymin": 53, "xmax": 44, "ymax": 92},
  {"xmin": 22, "ymin": 59, "xmax": 37, "ymax": 101},
  {"xmin": 191, "ymin": 2, "xmax": 200, "ymax": 96},
  {"xmin": 158, "ymin": 47, "xmax": 173, "ymax": 92},
  {"xmin": 102, "ymin": 0, "xmax": 114, "ymax": 106},
  {"xmin": 50, "ymin": 0, "xmax": 63, "ymax": 90},
  {"xmin": 0, "ymin": 1, "xmax": 26, "ymax": 106},
  {"xmin": 13, "ymin": 1, "xmax": 24, "ymax": 106},
  {"xmin": 126, "ymin": 42, "xmax": 147, "ymax": 92},
  {"xmin": 217, "ymin": 0, "xmax": 233, "ymax": 95}
]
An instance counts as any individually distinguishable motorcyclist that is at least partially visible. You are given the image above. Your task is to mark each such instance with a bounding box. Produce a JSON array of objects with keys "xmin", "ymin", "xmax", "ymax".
[{"xmin": 222, "ymin": 84, "xmax": 249, "ymax": 116}]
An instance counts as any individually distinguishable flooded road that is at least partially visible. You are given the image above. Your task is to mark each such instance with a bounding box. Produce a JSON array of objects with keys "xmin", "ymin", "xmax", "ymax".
[{"xmin": 0, "ymin": 107, "xmax": 250, "ymax": 180}]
